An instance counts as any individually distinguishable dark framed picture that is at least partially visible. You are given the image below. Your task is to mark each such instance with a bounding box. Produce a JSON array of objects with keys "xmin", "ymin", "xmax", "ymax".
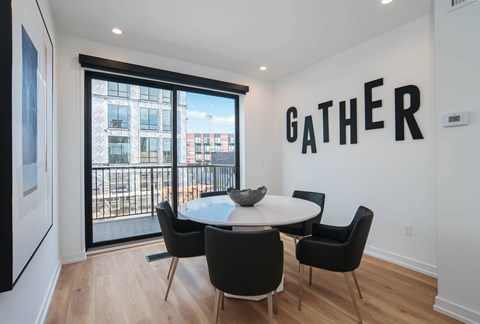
[{"xmin": 0, "ymin": 0, "xmax": 54, "ymax": 292}]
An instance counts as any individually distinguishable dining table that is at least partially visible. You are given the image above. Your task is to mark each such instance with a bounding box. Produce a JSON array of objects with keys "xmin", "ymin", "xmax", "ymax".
[
  {"xmin": 177, "ymin": 194, "xmax": 321, "ymax": 230},
  {"xmin": 177, "ymin": 194, "xmax": 321, "ymax": 301}
]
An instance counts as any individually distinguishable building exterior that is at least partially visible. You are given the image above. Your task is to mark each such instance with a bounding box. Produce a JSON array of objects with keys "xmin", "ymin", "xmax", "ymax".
[{"xmin": 186, "ymin": 133, "xmax": 235, "ymax": 165}]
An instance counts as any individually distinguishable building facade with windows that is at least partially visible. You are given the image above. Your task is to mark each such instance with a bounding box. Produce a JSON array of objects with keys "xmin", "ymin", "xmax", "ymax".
[
  {"xmin": 186, "ymin": 133, "xmax": 235, "ymax": 165},
  {"xmin": 90, "ymin": 80, "xmax": 185, "ymax": 166}
]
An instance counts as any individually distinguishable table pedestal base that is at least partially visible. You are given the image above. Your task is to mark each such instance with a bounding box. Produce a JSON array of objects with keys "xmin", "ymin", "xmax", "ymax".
[{"xmin": 224, "ymin": 275, "xmax": 284, "ymax": 301}]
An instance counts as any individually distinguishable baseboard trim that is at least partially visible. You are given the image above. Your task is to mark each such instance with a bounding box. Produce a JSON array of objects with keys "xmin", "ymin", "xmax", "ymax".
[
  {"xmin": 36, "ymin": 260, "xmax": 62, "ymax": 324},
  {"xmin": 434, "ymin": 296, "xmax": 480, "ymax": 324},
  {"xmin": 61, "ymin": 252, "xmax": 87, "ymax": 264},
  {"xmin": 364, "ymin": 245, "xmax": 437, "ymax": 277}
]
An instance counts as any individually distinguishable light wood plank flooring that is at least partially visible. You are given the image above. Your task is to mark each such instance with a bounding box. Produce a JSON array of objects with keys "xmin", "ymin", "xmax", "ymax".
[{"xmin": 46, "ymin": 236, "xmax": 459, "ymax": 323}]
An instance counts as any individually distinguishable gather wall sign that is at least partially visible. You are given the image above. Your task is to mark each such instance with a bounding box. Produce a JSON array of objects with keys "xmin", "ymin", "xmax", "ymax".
[{"xmin": 286, "ymin": 78, "xmax": 424, "ymax": 154}]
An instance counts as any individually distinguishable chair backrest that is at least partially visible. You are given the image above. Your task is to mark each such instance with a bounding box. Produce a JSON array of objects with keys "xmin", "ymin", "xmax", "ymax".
[
  {"xmin": 200, "ymin": 191, "xmax": 227, "ymax": 198},
  {"xmin": 292, "ymin": 190, "xmax": 326, "ymax": 236},
  {"xmin": 205, "ymin": 226, "xmax": 284, "ymax": 296},
  {"xmin": 343, "ymin": 206, "xmax": 374, "ymax": 271},
  {"xmin": 155, "ymin": 201, "xmax": 181, "ymax": 256}
]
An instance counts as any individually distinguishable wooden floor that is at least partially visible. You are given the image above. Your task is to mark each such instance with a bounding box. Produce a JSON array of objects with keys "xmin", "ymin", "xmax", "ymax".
[{"xmin": 46, "ymin": 236, "xmax": 459, "ymax": 324}]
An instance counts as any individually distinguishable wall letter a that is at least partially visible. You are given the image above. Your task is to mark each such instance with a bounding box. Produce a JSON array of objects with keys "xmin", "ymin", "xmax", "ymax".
[{"xmin": 302, "ymin": 116, "xmax": 317, "ymax": 154}]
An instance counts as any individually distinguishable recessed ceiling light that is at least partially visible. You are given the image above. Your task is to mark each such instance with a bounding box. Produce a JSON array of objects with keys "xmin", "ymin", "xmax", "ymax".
[
  {"xmin": 112, "ymin": 28, "xmax": 123, "ymax": 35},
  {"xmin": 381, "ymin": 0, "xmax": 393, "ymax": 4},
  {"xmin": 259, "ymin": 66, "xmax": 267, "ymax": 71}
]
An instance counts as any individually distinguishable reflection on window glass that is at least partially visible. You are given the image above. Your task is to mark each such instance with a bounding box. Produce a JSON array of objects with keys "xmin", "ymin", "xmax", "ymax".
[
  {"xmin": 140, "ymin": 86, "xmax": 159, "ymax": 102},
  {"xmin": 163, "ymin": 138, "xmax": 171, "ymax": 163},
  {"xmin": 140, "ymin": 137, "xmax": 158, "ymax": 163},
  {"xmin": 108, "ymin": 136, "xmax": 129, "ymax": 163},
  {"xmin": 162, "ymin": 110, "xmax": 171, "ymax": 131},
  {"xmin": 162, "ymin": 90, "xmax": 171, "ymax": 103},
  {"xmin": 108, "ymin": 104, "xmax": 129, "ymax": 129},
  {"xmin": 140, "ymin": 108, "xmax": 158, "ymax": 130},
  {"xmin": 108, "ymin": 82, "xmax": 128, "ymax": 97}
]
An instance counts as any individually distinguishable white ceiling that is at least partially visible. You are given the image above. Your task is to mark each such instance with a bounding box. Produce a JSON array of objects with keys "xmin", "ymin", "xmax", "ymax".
[{"xmin": 48, "ymin": 0, "xmax": 432, "ymax": 80}]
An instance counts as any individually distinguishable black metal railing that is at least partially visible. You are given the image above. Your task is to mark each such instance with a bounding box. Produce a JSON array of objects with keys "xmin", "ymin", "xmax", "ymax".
[{"xmin": 92, "ymin": 165, "xmax": 235, "ymax": 220}]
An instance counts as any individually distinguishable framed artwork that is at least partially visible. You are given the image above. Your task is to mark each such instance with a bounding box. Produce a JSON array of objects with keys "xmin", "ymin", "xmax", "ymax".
[{"xmin": 0, "ymin": 0, "xmax": 54, "ymax": 292}]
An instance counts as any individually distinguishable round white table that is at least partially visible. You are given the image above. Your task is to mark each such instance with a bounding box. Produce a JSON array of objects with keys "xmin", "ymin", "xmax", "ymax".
[
  {"xmin": 177, "ymin": 194, "xmax": 321, "ymax": 228},
  {"xmin": 177, "ymin": 194, "xmax": 321, "ymax": 301}
]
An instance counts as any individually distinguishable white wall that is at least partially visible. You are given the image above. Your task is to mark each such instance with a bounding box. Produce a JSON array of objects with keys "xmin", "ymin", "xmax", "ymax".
[
  {"xmin": 0, "ymin": 0, "xmax": 61, "ymax": 323},
  {"xmin": 56, "ymin": 34, "xmax": 276, "ymax": 262},
  {"xmin": 274, "ymin": 16, "xmax": 437, "ymax": 275},
  {"xmin": 434, "ymin": 0, "xmax": 480, "ymax": 322}
]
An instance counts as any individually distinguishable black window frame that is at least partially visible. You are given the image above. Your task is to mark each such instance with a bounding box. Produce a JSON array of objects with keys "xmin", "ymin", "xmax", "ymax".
[{"xmin": 84, "ymin": 67, "xmax": 242, "ymax": 249}]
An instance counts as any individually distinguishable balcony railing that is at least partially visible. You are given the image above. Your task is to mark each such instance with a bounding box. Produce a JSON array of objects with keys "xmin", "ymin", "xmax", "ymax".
[{"xmin": 92, "ymin": 165, "xmax": 235, "ymax": 220}]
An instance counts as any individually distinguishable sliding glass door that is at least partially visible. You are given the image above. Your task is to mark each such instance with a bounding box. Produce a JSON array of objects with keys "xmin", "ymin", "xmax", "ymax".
[
  {"xmin": 84, "ymin": 72, "xmax": 239, "ymax": 248},
  {"xmin": 176, "ymin": 90, "xmax": 239, "ymax": 205}
]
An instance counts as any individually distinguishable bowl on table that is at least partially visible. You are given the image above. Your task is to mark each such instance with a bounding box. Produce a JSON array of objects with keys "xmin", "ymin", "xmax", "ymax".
[{"xmin": 226, "ymin": 186, "xmax": 267, "ymax": 207}]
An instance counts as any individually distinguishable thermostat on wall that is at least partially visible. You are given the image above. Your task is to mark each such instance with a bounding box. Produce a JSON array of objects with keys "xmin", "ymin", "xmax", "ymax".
[{"xmin": 441, "ymin": 111, "xmax": 469, "ymax": 127}]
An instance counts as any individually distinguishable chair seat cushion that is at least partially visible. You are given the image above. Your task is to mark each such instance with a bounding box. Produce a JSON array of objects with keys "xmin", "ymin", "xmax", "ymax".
[{"xmin": 296, "ymin": 236, "xmax": 347, "ymax": 271}]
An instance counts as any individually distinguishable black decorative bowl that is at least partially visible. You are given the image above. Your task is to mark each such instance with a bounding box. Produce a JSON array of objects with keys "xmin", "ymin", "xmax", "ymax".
[{"xmin": 227, "ymin": 186, "xmax": 267, "ymax": 207}]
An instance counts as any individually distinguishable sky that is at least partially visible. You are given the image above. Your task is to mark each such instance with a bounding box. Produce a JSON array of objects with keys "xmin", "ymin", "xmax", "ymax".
[{"xmin": 186, "ymin": 92, "xmax": 235, "ymax": 134}]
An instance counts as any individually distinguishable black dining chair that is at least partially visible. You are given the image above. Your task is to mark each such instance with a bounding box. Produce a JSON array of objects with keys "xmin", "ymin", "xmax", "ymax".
[
  {"xmin": 273, "ymin": 190, "xmax": 325, "ymax": 244},
  {"xmin": 205, "ymin": 226, "xmax": 284, "ymax": 324},
  {"xmin": 200, "ymin": 191, "xmax": 232, "ymax": 230},
  {"xmin": 296, "ymin": 206, "xmax": 374, "ymax": 323},
  {"xmin": 200, "ymin": 190, "xmax": 227, "ymax": 198},
  {"xmin": 155, "ymin": 201, "xmax": 207, "ymax": 301}
]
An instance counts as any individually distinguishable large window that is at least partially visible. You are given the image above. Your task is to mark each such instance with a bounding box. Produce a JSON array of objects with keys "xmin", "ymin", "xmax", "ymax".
[
  {"xmin": 140, "ymin": 108, "xmax": 158, "ymax": 130},
  {"xmin": 108, "ymin": 82, "xmax": 128, "ymax": 97},
  {"xmin": 108, "ymin": 104, "xmax": 129, "ymax": 129},
  {"xmin": 140, "ymin": 137, "xmax": 158, "ymax": 163},
  {"xmin": 140, "ymin": 86, "xmax": 159, "ymax": 102},
  {"xmin": 85, "ymin": 66, "xmax": 242, "ymax": 249},
  {"xmin": 108, "ymin": 136, "xmax": 129, "ymax": 163}
]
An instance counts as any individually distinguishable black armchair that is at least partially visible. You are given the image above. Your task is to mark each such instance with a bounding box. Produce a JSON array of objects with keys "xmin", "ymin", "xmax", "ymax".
[
  {"xmin": 296, "ymin": 206, "xmax": 374, "ymax": 323},
  {"xmin": 200, "ymin": 191, "xmax": 232, "ymax": 230},
  {"xmin": 205, "ymin": 226, "xmax": 283, "ymax": 324},
  {"xmin": 155, "ymin": 201, "xmax": 207, "ymax": 301},
  {"xmin": 273, "ymin": 190, "xmax": 325, "ymax": 242},
  {"xmin": 200, "ymin": 190, "xmax": 227, "ymax": 198}
]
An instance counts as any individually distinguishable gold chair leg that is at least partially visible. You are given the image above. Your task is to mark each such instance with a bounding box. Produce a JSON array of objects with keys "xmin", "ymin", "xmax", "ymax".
[
  {"xmin": 309, "ymin": 266, "xmax": 313, "ymax": 285},
  {"xmin": 221, "ymin": 291, "xmax": 225, "ymax": 310},
  {"xmin": 164, "ymin": 257, "xmax": 178, "ymax": 301},
  {"xmin": 344, "ymin": 272, "xmax": 362, "ymax": 323},
  {"xmin": 267, "ymin": 292, "xmax": 274, "ymax": 324},
  {"xmin": 273, "ymin": 290, "xmax": 278, "ymax": 315},
  {"xmin": 213, "ymin": 289, "xmax": 221, "ymax": 323},
  {"xmin": 167, "ymin": 257, "xmax": 175, "ymax": 279},
  {"xmin": 298, "ymin": 263, "xmax": 304, "ymax": 311},
  {"xmin": 352, "ymin": 271, "xmax": 363, "ymax": 299}
]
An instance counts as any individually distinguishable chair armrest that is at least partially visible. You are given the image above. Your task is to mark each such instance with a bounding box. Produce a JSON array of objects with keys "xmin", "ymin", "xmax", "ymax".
[{"xmin": 312, "ymin": 223, "xmax": 350, "ymax": 243}]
